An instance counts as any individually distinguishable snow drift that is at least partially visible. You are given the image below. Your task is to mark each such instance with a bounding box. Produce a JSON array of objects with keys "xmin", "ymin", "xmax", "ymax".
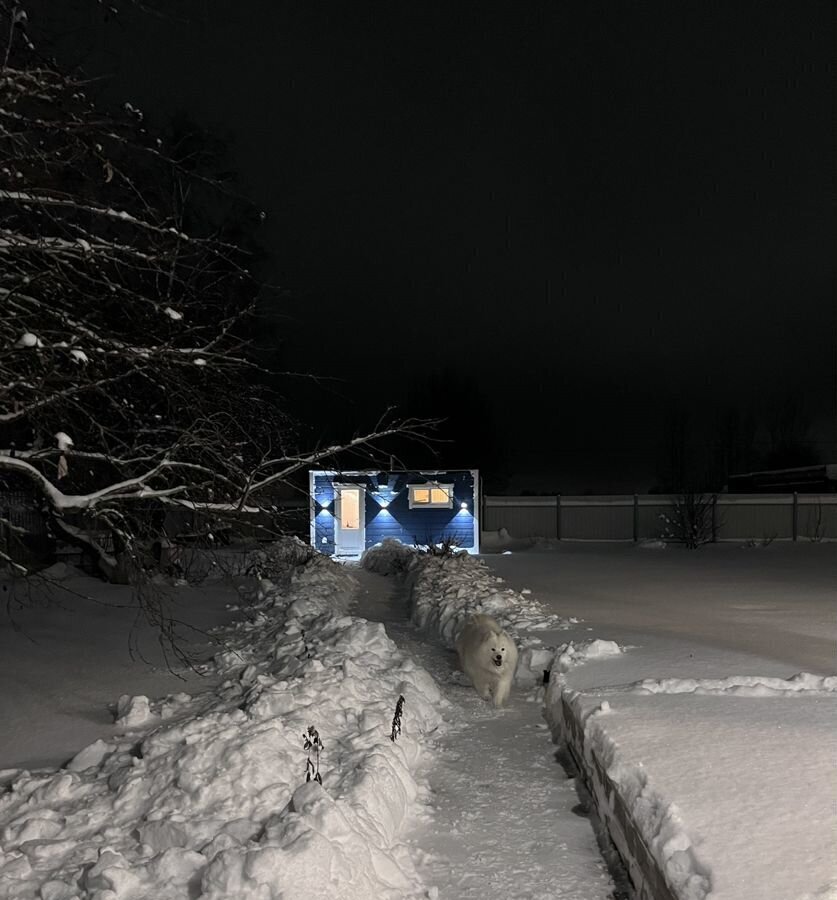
[{"xmin": 0, "ymin": 545, "xmax": 443, "ymax": 899}]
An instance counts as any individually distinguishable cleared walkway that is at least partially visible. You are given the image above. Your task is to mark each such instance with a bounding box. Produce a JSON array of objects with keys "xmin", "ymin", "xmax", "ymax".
[{"xmin": 350, "ymin": 566, "xmax": 622, "ymax": 900}]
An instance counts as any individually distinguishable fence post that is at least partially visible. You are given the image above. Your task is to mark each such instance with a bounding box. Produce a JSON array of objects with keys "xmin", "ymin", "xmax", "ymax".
[
  {"xmin": 633, "ymin": 494, "xmax": 639, "ymax": 542},
  {"xmin": 556, "ymin": 495, "xmax": 562, "ymax": 540},
  {"xmin": 792, "ymin": 492, "xmax": 798, "ymax": 542}
]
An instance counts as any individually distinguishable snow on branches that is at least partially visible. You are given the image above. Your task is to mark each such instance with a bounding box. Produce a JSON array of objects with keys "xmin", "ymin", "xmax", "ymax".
[{"xmin": 0, "ymin": 12, "xmax": 433, "ymax": 582}]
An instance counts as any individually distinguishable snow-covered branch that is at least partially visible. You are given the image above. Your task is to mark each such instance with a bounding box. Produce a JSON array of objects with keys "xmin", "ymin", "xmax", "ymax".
[
  {"xmin": 0, "ymin": 455, "xmax": 181, "ymax": 510},
  {"xmin": 0, "ymin": 189, "xmax": 192, "ymax": 240},
  {"xmin": 0, "ymin": 11, "xmax": 433, "ymax": 585},
  {"xmin": 243, "ymin": 416, "xmax": 435, "ymax": 501}
]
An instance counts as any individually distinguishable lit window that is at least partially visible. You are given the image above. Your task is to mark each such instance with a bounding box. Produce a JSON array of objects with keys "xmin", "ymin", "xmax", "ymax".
[{"xmin": 409, "ymin": 483, "xmax": 453, "ymax": 509}]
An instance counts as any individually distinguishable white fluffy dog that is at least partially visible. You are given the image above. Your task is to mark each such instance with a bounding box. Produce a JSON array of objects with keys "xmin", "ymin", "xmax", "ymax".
[{"xmin": 455, "ymin": 613, "xmax": 518, "ymax": 707}]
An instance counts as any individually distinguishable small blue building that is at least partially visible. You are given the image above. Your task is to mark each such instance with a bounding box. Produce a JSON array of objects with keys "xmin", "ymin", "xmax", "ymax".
[{"xmin": 309, "ymin": 469, "xmax": 480, "ymax": 558}]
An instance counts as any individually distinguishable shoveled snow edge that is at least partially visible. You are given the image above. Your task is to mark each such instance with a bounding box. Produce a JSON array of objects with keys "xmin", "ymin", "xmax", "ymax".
[{"xmin": 544, "ymin": 677, "xmax": 712, "ymax": 900}]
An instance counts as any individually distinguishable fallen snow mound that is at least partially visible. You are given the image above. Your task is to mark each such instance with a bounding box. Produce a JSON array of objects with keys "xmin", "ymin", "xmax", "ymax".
[
  {"xmin": 0, "ymin": 545, "xmax": 444, "ymax": 900},
  {"xmin": 552, "ymin": 639, "xmax": 623, "ymax": 674}
]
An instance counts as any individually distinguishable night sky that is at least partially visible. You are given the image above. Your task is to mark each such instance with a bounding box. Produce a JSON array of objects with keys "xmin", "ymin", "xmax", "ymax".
[{"xmin": 45, "ymin": 1, "xmax": 835, "ymax": 491}]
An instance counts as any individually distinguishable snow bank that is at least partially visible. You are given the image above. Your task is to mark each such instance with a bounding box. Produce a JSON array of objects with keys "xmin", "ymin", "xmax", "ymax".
[
  {"xmin": 0, "ymin": 545, "xmax": 443, "ymax": 900},
  {"xmin": 544, "ymin": 641, "xmax": 712, "ymax": 900},
  {"xmin": 548, "ymin": 686, "xmax": 712, "ymax": 900},
  {"xmin": 551, "ymin": 638, "xmax": 623, "ymax": 673},
  {"xmin": 626, "ymin": 672, "xmax": 837, "ymax": 697},
  {"xmin": 362, "ymin": 539, "xmax": 573, "ymax": 685}
]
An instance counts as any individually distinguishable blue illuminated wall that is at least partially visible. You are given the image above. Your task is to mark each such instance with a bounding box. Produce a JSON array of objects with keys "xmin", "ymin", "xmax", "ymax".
[{"xmin": 309, "ymin": 469, "xmax": 480, "ymax": 556}]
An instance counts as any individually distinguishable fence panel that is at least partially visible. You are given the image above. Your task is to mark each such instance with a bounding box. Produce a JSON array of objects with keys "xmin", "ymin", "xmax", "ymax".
[
  {"xmin": 483, "ymin": 493, "xmax": 837, "ymax": 543},
  {"xmin": 716, "ymin": 495, "xmax": 792, "ymax": 541},
  {"xmin": 560, "ymin": 496, "xmax": 634, "ymax": 541},
  {"xmin": 482, "ymin": 496, "xmax": 558, "ymax": 538},
  {"xmin": 637, "ymin": 497, "xmax": 677, "ymax": 540},
  {"xmin": 797, "ymin": 495, "xmax": 837, "ymax": 541}
]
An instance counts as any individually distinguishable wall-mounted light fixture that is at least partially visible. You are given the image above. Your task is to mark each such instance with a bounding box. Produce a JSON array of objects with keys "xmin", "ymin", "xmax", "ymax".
[{"xmin": 460, "ymin": 501, "xmax": 468, "ymax": 509}]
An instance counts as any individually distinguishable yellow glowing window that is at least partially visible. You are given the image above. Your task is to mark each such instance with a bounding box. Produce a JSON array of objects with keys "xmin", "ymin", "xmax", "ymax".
[{"xmin": 409, "ymin": 484, "xmax": 453, "ymax": 509}]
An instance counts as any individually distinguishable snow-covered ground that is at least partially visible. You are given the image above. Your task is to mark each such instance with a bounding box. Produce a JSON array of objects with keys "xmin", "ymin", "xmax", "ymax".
[
  {"xmin": 1, "ymin": 535, "xmax": 834, "ymax": 899},
  {"xmin": 483, "ymin": 533, "xmax": 837, "ymax": 900},
  {"xmin": 2, "ymin": 540, "xmax": 614, "ymax": 900},
  {"xmin": 0, "ymin": 566, "xmax": 240, "ymax": 770},
  {"xmin": 0, "ymin": 545, "xmax": 447, "ymax": 899}
]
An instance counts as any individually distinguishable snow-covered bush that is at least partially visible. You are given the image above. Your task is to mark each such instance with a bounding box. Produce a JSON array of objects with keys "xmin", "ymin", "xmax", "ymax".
[
  {"xmin": 360, "ymin": 538, "xmax": 416, "ymax": 575},
  {"xmin": 244, "ymin": 537, "xmax": 317, "ymax": 582}
]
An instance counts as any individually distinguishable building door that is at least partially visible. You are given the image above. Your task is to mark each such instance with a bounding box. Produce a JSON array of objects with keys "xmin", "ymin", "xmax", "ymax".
[{"xmin": 334, "ymin": 485, "xmax": 365, "ymax": 556}]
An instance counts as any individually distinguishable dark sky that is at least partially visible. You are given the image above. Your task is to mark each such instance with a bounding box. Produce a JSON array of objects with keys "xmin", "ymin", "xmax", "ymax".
[{"xmin": 44, "ymin": 1, "xmax": 835, "ymax": 491}]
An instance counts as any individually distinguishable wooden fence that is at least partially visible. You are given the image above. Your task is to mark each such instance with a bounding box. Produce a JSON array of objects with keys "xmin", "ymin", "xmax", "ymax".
[{"xmin": 482, "ymin": 493, "xmax": 837, "ymax": 542}]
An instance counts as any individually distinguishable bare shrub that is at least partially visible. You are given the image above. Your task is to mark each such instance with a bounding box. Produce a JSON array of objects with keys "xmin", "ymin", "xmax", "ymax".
[
  {"xmin": 660, "ymin": 493, "xmax": 717, "ymax": 549},
  {"xmin": 413, "ymin": 534, "xmax": 462, "ymax": 557}
]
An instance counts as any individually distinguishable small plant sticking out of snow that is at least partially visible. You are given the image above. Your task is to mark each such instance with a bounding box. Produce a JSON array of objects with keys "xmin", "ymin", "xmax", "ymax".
[
  {"xmin": 303, "ymin": 726, "xmax": 323, "ymax": 784},
  {"xmin": 413, "ymin": 533, "xmax": 461, "ymax": 557},
  {"xmin": 390, "ymin": 694, "xmax": 405, "ymax": 742},
  {"xmin": 299, "ymin": 629, "xmax": 313, "ymax": 660}
]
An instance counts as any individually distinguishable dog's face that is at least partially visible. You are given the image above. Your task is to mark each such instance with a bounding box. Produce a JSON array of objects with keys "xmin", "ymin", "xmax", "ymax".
[{"xmin": 488, "ymin": 635, "xmax": 509, "ymax": 668}]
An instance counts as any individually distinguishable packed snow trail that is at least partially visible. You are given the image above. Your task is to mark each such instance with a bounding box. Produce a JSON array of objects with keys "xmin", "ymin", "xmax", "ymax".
[{"xmin": 350, "ymin": 567, "xmax": 618, "ymax": 900}]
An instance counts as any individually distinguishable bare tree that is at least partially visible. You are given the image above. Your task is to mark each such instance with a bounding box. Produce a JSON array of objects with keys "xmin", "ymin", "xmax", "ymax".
[{"xmin": 0, "ymin": 5, "xmax": 431, "ymax": 586}]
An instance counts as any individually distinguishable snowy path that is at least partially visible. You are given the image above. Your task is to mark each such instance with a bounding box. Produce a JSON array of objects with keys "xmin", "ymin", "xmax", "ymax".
[{"xmin": 350, "ymin": 567, "xmax": 618, "ymax": 900}]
